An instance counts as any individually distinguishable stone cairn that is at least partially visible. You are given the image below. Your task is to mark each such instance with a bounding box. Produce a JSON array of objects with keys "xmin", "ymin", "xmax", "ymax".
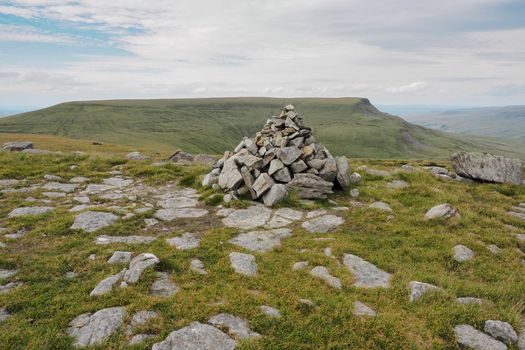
[{"xmin": 202, "ymin": 105, "xmax": 350, "ymax": 206}]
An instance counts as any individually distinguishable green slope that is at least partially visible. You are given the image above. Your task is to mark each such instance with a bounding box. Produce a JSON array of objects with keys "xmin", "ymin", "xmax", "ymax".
[{"xmin": 1, "ymin": 97, "xmax": 524, "ymax": 160}]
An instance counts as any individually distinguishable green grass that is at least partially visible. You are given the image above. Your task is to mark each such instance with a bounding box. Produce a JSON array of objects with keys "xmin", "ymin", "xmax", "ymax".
[
  {"xmin": 1, "ymin": 97, "xmax": 525, "ymax": 160},
  {"xmin": 0, "ymin": 149, "xmax": 524, "ymax": 349}
]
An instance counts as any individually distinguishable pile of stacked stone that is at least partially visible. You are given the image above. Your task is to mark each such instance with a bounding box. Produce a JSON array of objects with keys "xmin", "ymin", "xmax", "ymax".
[{"xmin": 202, "ymin": 105, "xmax": 350, "ymax": 206}]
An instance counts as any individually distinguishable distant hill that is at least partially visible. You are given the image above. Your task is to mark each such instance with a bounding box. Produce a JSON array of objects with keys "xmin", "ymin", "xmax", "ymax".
[
  {"xmin": 402, "ymin": 105, "xmax": 525, "ymax": 141},
  {"xmin": 0, "ymin": 97, "xmax": 524, "ymax": 160}
]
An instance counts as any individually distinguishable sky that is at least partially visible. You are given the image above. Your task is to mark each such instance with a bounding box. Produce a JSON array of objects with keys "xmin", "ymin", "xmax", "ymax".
[{"xmin": 0, "ymin": 0, "xmax": 524, "ymax": 110}]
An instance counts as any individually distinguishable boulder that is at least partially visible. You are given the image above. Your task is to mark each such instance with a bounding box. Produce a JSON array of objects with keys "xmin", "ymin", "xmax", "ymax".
[
  {"xmin": 168, "ymin": 150, "xmax": 194, "ymax": 163},
  {"xmin": 425, "ymin": 203, "xmax": 459, "ymax": 220},
  {"xmin": 335, "ymin": 156, "xmax": 350, "ymax": 190},
  {"xmin": 451, "ymin": 151, "xmax": 523, "ymax": 185},
  {"xmin": 2, "ymin": 141, "xmax": 33, "ymax": 152},
  {"xmin": 252, "ymin": 173, "xmax": 275, "ymax": 198},
  {"xmin": 484, "ymin": 320, "xmax": 518, "ymax": 344},
  {"xmin": 262, "ymin": 184, "xmax": 289, "ymax": 206}
]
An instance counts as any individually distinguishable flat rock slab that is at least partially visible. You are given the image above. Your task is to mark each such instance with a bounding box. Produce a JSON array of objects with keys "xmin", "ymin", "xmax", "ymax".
[
  {"xmin": 229, "ymin": 228, "xmax": 292, "ymax": 252},
  {"xmin": 157, "ymin": 196, "xmax": 199, "ymax": 209},
  {"xmin": 71, "ymin": 211, "xmax": 119, "ymax": 232},
  {"xmin": 154, "ymin": 208, "xmax": 208, "ymax": 221},
  {"xmin": 302, "ymin": 215, "xmax": 344, "ymax": 233},
  {"xmin": 310, "ymin": 266, "xmax": 342, "ymax": 289},
  {"xmin": 102, "ymin": 177, "xmax": 133, "ymax": 188},
  {"xmin": 353, "ymin": 301, "xmax": 377, "ymax": 317},
  {"xmin": 222, "ymin": 206, "xmax": 272, "ymax": 229},
  {"xmin": 387, "ymin": 180, "xmax": 409, "ymax": 189},
  {"xmin": 152, "ymin": 322, "xmax": 235, "ymax": 350},
  {"xmin": 266, "ymin": 208, "xmax": 303, "ymax": 228},
  {"xmin": 343, "ymin": 254, "xmax": 392, "ymax": 288},
  {"xmin": 454, "ymin": 324, "xmax": 507, "ymax": 350},
  {"xmin": 208, "ymin": 313, "xmax": 260, "ymax": 340},
  {"xmin": 67, "ymin": 306, "xmax": 126, "ymax": 348},
  {"xmin": 95, "ymin": 235, "xmax": 157, "ymax": 245},
  {"xmin": 42, "ymin": 182, "xmax": 78, "ymax": 193},
  {"xmin": 150, "ymin": 272, "xmax": 179, "ymax": 297},
  {"xmin": 8, "ymin": 206, "xmax": 54, "ymax": 217},
  {"xmin": 409, "ymin": 281, "xmax": 442, "ymax": 302},
  {"xmin": 229, "ymin": 252, "xmax": 257, "ymax": 276},
  {"xmin": 166, "ymin": 232, "xmax": 201, "ymax": 250},
  {"xmin": 123, "ymin": 253, "xmax": 159, "ymax": 284}
]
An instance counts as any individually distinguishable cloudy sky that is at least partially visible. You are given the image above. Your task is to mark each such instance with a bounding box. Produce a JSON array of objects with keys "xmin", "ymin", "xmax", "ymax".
[{"xmin": 0, "ymin": 0, "xmax": 524, "ymax": 110}]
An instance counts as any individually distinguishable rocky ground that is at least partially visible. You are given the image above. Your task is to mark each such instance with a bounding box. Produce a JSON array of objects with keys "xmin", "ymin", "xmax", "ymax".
[{"xmin": 0, "ymin": 150, "xmax": 524, "ymax": 349}]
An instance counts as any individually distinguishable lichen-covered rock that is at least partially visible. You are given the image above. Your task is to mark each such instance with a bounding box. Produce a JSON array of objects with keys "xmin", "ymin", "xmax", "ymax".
[
  {"xmin": 484, "ymin": 320, "xmax": 518, "ymax": 344},
  {"xmin": 453, "ymin": 245, "xmax": 475, "ymax": 262},
  {"xmin": 67, "ymin": 306, "xmax": 126, "ymax": 348},
  {"xmin": 451, "ymin": 151, "xmax": 523, "ymax": 185},
  {"xmin": 71, "ymin": 211, "xmax": 118, "ymax": 232}
]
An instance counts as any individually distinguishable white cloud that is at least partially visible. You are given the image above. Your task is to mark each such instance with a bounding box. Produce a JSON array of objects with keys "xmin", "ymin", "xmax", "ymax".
[
  {"xmin": 386, "ymin": 82, "xmax": 428, "ymax": 93},
  {"xmin": 0, "ymin": 0, "xmax": 524, "ymax": 107}
]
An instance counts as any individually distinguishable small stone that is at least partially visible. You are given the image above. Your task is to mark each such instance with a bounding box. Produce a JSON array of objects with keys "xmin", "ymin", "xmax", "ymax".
[
  {"xmin": 343, "ymin": 254, "xmax": 392, "ymax": 288},
  {"xmin": 273, "ymin": 167, "xmax": 292, "ymax": 183},
  {"xmin": 453, "ymin": 245, "xmax": 475, "ymax": 262},
  {"xmin": 302, "ymin": 215, "xmax": 344, "ymax": 233},
  {"xmin": 310, "ymin": 266, "xmax": 342, "ymax": 289},
  {"xmin": 73, "ymin": 196, "xmax": 90, "ymax": 204},
  {"xmin": 323, "ymin": 247, "xmax": 333, "ymax": 257},
  {"xmin": 126, "ymin": 151, "xmax": 149, "ymax": 160},
  {"xmin": 454, "ymin": 324, "xmax": 507, "ymax": 350},
  {"xmin": 190, "ymin": 259, "xmax": 208, "ymax": 275},
  {"xmin": 229, "ymin": 252, "xmax": 257, "ymax": 276},
  {"xmin": 208, "ymin": 313, "xmax": 260, "ymax": 340},
  {"xmin": 349, "ymin": 172, "xmax": 362, "ymax": 184},
  {"xmin": 298, "ymin": 298, "xmax": 316, "ymax": 307},
  {"xmin": 90, "ymin": 268, "xmax": 127, "ymax": 296},
  {"xmin": 145, "ymin": 218, "xmax": 159, "ymax": 227},
  {"xmin": 252, "ymin": 173, "xmax": 275, "ymax": 198},
  {"xmin": 276, "ymin": 146, "xmax": 302, "ymax": 165},
  {"xmin": 107, "ymin": 251, "xmax": 133, "ymax": 265},
  {"xmin": 353, "ymin": 301, "xmax": 377, "ymax": 317},
  {"xmin": 484, "ymin": 320, "xmax": 518, "ymax": 344},
  {"xmin": 166, "ymin": 232, "xmax": 200, "ymax": 250},
  {"xmin": 150, "ymin": 272, "xmax": 179, "ymax": 297},
  {"xmin": 123, "ymin": 253, "xmax": 159, "ymax": 284},
  {"xmin": 260, "ymin": 305, "xmax": 281, "ymax": 318},
  {"xmin": 65, "ymin": 271, "xmax": 78, "ymax": 279},
  {"xmin": 44, "ymin": 174, "xmax": 62, "ymax": 181},
  {"xmin": 425, "ymin": 203, "xmax": 459, "ymax": 220},
  {"xmin": 350, "ymin": 188, "xmax": 359, "ymax": 198},
  {"xmin": 152, "ymin": 322, "xmax": 235, "ymax": 350},
  {"xmin": 487, "ymin": 245, "xmax": 500, "ymax": 254},
  {"xmin": 368, "ymin": 201, "xmax": 392, "ymax": 212},
  {"xmin": 409, "ymin": 281, "xmax": 442, "ymax": 302},
  {"xmin": 293, "ymin": 261, "xmax": 309, "ymax": 271},
  {"xmin": 268, "ymin": 159, "xmax": 285, "ymax": 175},
  {"xmin": 290, "ymin": 159, "xmax": 308, "ymax": 173}
]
